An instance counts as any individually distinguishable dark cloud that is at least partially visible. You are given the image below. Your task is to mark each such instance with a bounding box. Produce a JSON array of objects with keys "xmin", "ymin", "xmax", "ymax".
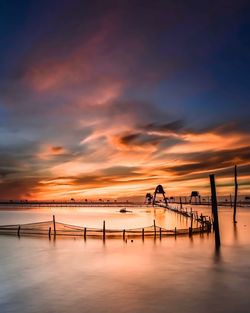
[
  {"xmin": 74, "ymin": 166, "xmax": 141, "ymax": 185},
  {"xmin": 120, "ymin": 133, "xmax": 140, "ymax": 145},
  {"xmin": 0, "ymin": 177, "xmax": 43, "ymax": 200},
  {"xmin": 118, "ymin": 128, "xmax": 187, "ymax": 148},
  {"xmin": 166, "ymin": 146, "xmax": 250, "ymax": 177},
  {"xmin": 119, "ymin": 132, "xmax": 164, "ymax": 147},
  {"xmin": 0, "ymin": 168, "xmax": 17, "ymax": 178},
  {"xmin": 141, "ymin": 120, "xmax": 185, "ymax": 133}
]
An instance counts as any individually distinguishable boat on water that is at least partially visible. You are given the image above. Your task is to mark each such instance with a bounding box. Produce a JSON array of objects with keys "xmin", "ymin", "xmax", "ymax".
[{"xmin": 119, "ymin": 208, "xmax": 132, "ymax": 213}]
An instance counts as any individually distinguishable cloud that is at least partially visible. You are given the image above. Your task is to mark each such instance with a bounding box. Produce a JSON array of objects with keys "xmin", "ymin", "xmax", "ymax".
[
  {"xmin": 163, "ymin": 146, "xmax": 250, "ymax": 183},
  {"xmin": 0, "ymin": 1, "xmax": 250, "ymax": 199},
  {"xmin": 0, "ymin": 177, "xmax": 44, "ymax": 200},
  {"xmin": 140, "ymin": 120, "xmax": 185, "ymax": 134}
]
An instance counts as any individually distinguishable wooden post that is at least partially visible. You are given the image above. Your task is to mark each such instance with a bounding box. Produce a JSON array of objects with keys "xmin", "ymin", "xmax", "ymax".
[
  {"xmin": 174, "ymin": 227, "xmax": 177, "ymax": 238},
  {"xmin": 180, "ymin": 197, "xmax": 183, "ymax": 210},
  {"xmin": 18, "ymin": 225, "xmax": 21, "ymax": 237},
  {"xmin": 84, "ymin": 227, "xmax": 86, "ymax": 240},
  {"xmin": 48, "ymin": 227, "xmax": 51, "ymax": 239},
  {"xmin": 189, "ymin": 227, "xmax": 192, "ymax": 236},
  {"xmin": 201, "ymin": 215, "xmax": 204, "ymax": 232},
  {"xmin": 233, "ymin": 165, "xmax": 238, "ymax": 223},
  {"xmin": 53, "ymin": 215, "xmax": 56, "ymax": 237},
  {"xmin": 103, "ymin": 220, "xmax": 105, "ymax": 240},
  {"xmin": 142, "ymin": 228, "xmax": 144, "ymax": 240},
  {"xmin": 209, "ymin": 174, "xmax": 221, "ymax": 248},
  {"xmin": 230, "ymin": 194, "xmax": 232, "ymax": 207},
  {"xmin": 123, "ymin": 229, "xmax": 125, "ymax": 240},
  {"xmin": 159, "ymin": 227, "xmax": 162, "ymax": 239},
  {"xmin": 153, "ymin": 219, "xmax": 156, "ymax": 237}
]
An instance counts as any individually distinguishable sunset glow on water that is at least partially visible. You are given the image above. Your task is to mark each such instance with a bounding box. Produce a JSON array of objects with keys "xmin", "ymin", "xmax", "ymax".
[{"xmin": 0, "ymin": 206, "xmax": 250, "ymax": 313}]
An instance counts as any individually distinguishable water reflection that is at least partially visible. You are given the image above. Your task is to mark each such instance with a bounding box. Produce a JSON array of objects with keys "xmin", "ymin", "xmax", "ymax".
[
  {"xmin": 0, "ymin": 206, "xmax": 188, "ymax": 231},
  {"xmin": 0, "ymin": 206, "xmax": 250, "ymax": 313},
  {"xmin": 214, "ymin": 245, "xmax": 222, "ymax": 263},
  {"xmin": 233, "ymin": 223, "xmax": 238, "ymax": 242}
]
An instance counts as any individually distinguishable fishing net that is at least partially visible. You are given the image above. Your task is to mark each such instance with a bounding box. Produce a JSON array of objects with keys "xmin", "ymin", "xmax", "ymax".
[{"xmin": 0, "ymin": 220, "xmax": 210, "ymax": 238}]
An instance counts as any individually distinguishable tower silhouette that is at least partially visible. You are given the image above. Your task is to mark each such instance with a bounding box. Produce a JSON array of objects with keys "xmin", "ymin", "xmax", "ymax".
[{"xmin": 152, "ymin": 185, "xmax": 168, "ymax": 206}]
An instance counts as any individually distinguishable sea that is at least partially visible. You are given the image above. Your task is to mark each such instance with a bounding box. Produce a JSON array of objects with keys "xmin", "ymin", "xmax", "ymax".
[{"xmin": 0, "ymin": 204, "xmax": 250, "ymax": 313}]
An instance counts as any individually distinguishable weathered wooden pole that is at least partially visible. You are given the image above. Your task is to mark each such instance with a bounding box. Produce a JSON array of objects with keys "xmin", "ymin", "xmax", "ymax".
[
  {"xmin": 180, "ymin": 197, "xmax": 183, "ymax": 210},
  {"xmin": 123, "ymin": 229, "xmax": 125, "ymax": 240},
  {"xmin": 84, "ymin": 227, "xmax": 86, "ymax": 240},
  {"xmin": 18, "ymin": 225, "xmax": 21, "ymax": 237},
  {"xmin": 233, "ymin": 165, "xmax": 238, "ymax": 223},
  {"xmin": 230, "ymin": 194, "xmax": 233, "ymax": 208},
  {"xmin": 103, "ymin": 220, "xmax": 106, "ymax": 240},
  {"xmin": 174, "ymin": 227, "xmax": 177, "ymax": 238},
  {"xmin": 153, "ymin": 219, "xmax": 156, "ymax": 238},
  {"xmin": 142, "ymin": 228, "xmax": 144, "ymax": 240},
  {"xmin": 201, "ymin": 214, "xmax": 204, "ymax": 232},
  {"xmin": 53, "ymin": 215, "xmax": 56, "ymax": 237},
  {"xmin": 189, "ymin": 227, "xmax": 192, "ymax": 236},
  {"xmin": 189, "ymin": 213, "xmax": 193, "ymax": 236},
  {"xmin": 48, "ymin": 227, "xmax": 51, "ymax": 239},
  {"xmin": 159, "ymin": 227, "xmax": 162, "ymax": 239},
  {"xmin": 209, "ymin": 174, "xmax": 221, "ymax": 248}
]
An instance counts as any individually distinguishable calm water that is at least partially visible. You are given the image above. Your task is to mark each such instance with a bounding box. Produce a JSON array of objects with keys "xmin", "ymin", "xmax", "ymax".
[{"xmin": 0, "ymin": 205, "xmax": 250, "ymax": 313}]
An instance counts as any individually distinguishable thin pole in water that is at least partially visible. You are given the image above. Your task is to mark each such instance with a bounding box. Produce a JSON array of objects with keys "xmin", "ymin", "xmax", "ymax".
[
  {"xmin": 201, "ymin": 214, "xmax": 204, "ymax": 232},
  {"xmin": 209, "ymin": 174, "xmax": 221, "ymax": 248},
  {"xmin": 48, "ymin": 227, "xmax": 51, "ymax": 239},
  {"xmin": 53, "ymin": 215, "xmax": 56, "ymax": 237},
  {"xmin": 84, "ymin": 227, "xmax": 86, "ymax": 240},
  {"xmin": 153, "ymin": 219, "xmax": 156, "ymax": 238},
  {"xmin": 17, "ymin": 225, "xmax": 21, "ymax": 237},
  {"xmin": 103, "ymin": 220, "xmax": 105, "ymax": 241},
  {"xmin": 230, "ymin": 194, "xmax": 233, "ymax": 208},
  {"xmin": 190, "ymin": 213, "xmax": 193, "ymax": 235},
  {"xmin": 123, "ymin": 229, "xmax": 125, "ymax": 241},
  {"xmin": 142, "ymin": 228, "xmax": 144, "ymax": 240},
  {"xmin": 233, "ymin": 165, "xmax": 238, "ymax": 224}
]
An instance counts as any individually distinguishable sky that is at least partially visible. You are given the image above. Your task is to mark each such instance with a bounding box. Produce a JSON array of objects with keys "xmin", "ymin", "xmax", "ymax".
[{"xmin": 0, "ymin": 0, "xmax": 250, "ymax": 200}]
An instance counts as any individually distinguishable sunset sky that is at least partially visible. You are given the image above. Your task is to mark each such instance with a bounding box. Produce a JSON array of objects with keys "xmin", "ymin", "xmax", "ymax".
[{"xmin": 0, "ymin": 0, "xmax": 250, "ymax": 200}]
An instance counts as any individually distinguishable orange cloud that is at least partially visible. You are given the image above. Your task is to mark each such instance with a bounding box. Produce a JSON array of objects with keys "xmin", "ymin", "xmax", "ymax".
[{"xmin": 36, "ymin": 145, "xmax": 66, "ymax": 160}]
